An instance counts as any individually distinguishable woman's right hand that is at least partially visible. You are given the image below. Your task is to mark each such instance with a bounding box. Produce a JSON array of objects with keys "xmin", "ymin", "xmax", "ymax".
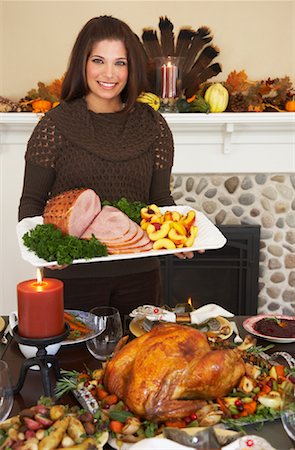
[{"xmin": 47, "ymin": 264, "xmax": 68, "ymax": 270}]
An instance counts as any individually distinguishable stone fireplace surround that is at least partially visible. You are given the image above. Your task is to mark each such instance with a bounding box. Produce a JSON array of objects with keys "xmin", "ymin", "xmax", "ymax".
[{"xmin": 0, "ymin": 111, "xmax": 294, "ymax": 315}]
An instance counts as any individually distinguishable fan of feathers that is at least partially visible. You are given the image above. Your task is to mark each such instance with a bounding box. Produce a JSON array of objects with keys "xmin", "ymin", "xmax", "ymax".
[{"xmin": 140, "ymin": 16, "xmax": 222, "ymax": 99}]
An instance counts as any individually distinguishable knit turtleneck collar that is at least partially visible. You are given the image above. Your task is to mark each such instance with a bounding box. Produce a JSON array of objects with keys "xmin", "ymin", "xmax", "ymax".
[{"xmin": 47, "ymin": 98, "xmax": 160, "ymax": 162}]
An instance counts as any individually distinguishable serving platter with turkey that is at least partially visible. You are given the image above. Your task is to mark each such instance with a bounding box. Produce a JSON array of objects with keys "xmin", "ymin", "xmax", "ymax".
[{"xmin": 55, "ymin": 323, "xmax": 293, "ymax": 448}]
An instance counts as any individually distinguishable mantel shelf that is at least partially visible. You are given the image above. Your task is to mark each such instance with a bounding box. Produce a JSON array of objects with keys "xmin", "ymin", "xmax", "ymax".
[{"xmin": 0, "ymin": 112, "xmax": 294, "ymax": 173}]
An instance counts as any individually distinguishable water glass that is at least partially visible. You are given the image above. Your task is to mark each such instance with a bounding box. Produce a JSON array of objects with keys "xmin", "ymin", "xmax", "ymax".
[
  {"xmin": 281, "ymin": 375, "xmax": 295, "ymax": 442},
  {"xmin": 86, "ymin": 306, "xmax": 123, "ymax": 361},
  {"xmin": 0, "ymin": 361, "xmax": 13, "ymax": 422}
]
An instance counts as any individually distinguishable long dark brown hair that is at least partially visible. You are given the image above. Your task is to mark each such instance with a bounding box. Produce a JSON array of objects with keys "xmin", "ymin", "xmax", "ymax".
[{"xmin": 61, "ymin": 16, "xmax": 148, "ymax": 112}]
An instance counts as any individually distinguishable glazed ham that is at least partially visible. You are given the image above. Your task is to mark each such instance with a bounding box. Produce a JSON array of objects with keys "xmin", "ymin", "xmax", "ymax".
[
  {"xmin": 43, "ymin": 190, "xmax": 152, "ymax": 255},
  {"xmin": 104, "ymin": 323, "xmax": 245, "ymax": 421},
  {"xmin": 43, "ymin": 188, "xmax": 101, "ymax": 237}
]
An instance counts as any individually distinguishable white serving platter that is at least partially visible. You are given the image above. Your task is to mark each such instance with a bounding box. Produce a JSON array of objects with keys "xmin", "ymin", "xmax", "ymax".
[{"xmin": 16, "ymin": 206, "xmax": 227, "ymax": 268}]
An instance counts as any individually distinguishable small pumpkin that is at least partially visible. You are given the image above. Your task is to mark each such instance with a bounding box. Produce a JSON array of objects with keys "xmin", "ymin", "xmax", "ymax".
[
  {"xmin": 285, "ymin": 97, "xmax": 295, "ymax": 112},
  {"xmin": 204, "ymin": 83, "xmax": 229, "ymax": 113},
  {"xmin": 31, "ymin": 99, "xmax": 52, "ymax": 113}
]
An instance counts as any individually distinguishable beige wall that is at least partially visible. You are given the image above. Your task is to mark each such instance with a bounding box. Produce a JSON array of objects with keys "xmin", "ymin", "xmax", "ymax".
[{"xmin": 1, "ymin": 0, "xmax": 295, "ymax": 100}]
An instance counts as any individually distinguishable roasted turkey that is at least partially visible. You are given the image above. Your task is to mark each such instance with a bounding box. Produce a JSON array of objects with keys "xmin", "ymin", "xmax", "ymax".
[{"xmin": 103, "ymin": 323, "xmax": 245, "ymax": 422}]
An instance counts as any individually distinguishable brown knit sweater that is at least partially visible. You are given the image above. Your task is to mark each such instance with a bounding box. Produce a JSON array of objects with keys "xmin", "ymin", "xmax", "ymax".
[{"xmin": 18, "ymin": 98, "xmax": 175, "ymax": 278}]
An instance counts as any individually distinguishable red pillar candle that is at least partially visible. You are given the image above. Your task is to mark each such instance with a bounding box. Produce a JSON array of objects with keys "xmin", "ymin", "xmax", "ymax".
[{"xmin": 17, "ymin": 277, "xmax": 64, "ymax": 338}]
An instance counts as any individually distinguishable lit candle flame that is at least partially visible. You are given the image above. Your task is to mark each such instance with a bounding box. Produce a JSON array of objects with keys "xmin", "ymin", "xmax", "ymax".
[
  {"xmin": 36, "ymin": 268, "xmax": 43, "ymax": 285},
  {"xmin": 187, "ymin": 297, "xmax": 193, "ymax": 308}
]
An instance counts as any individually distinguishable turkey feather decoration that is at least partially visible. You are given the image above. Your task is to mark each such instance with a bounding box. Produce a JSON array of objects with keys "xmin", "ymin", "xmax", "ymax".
[
  {"xmin": 141, "ymin": 17, "xmax": 222, "ymax": 98},
  {"xmin": 159, "ymin": 16, "xmax": 175, "ymax": 57}
]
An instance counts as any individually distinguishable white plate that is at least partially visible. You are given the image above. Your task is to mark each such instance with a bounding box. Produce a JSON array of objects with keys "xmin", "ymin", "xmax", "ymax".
[
  {"xmin": 243, "ymin": 314, "xmax": 295, "ymax": 343},
  {"xmin": 108, "ymin": 427, "xmax": 240, "ymax": 450},
  {"xmin": 62, "ymin": 309, "xmax": 104, "ymax": 345},
  {"xmin": 16, "ymin": 207, "xmax": 227, "ymax": 267}
]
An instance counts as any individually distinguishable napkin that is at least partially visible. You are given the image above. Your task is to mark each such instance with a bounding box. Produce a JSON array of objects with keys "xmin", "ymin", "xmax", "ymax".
[
  {"xmin": 130, "ymin": 303, "xmax": 234, "ymax": 325},
  {"xmin": 130, "ymin": 435, "xmax": 276, "ymax": 450},
  {"xmin": 130, "ymin": 438, "xmax": 191, "ymax": 450}
]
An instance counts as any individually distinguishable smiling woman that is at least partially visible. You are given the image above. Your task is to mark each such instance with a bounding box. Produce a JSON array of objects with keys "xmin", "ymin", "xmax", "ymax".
[{"xmin": 18, "ymin": 15, "xmax": 177, "ymax": 317}]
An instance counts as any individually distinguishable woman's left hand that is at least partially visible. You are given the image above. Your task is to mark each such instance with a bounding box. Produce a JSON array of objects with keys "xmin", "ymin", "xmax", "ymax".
[
  {"xmin": 175, "ymin": 249, "xmax": 205, "ymax": 260},
  {"xmin": 175, "ymin": 251, "xmax": 194, "ymax": 260}
]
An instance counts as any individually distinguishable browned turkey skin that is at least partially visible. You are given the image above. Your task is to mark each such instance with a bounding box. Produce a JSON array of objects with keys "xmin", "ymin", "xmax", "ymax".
[{"xmin": 103, "ymin": 323, "xmax": 245, "ymax": 421}]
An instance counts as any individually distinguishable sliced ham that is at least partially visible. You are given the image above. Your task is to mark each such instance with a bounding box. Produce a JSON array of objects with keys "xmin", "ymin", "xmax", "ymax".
[
  {"xmin": 81, "ymin": 205, "xmax": 131, "ymax": 240},
  {"xmin": 108, "ymin": 240, "xmax": 153, "ymax": 254},
  {"xmin": 102, "ymin": 221, "xmax": 138, "ymax": 245},
  {"xmin": 43, "ymin": 188, "xmax": 101, "ymax": 237},
  {"xmin": 43, "ymin": 190, "xmax": 153, "ymax": 256},
  {"xmin": 106, "ymin": 224, "xmax": 144, "ymax": 248}
]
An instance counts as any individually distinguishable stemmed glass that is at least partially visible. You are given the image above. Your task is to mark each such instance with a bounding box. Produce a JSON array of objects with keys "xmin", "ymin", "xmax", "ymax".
[
  {"xmin": 0, "ymin": 361, "xmax": 13, "ymax": 422},
  {"xmin": 86, "ymin": 306, "xmax": 123, "ymax": 361},
  {"xmin": 281, "ymin": 374, "xmax": 295, "ymax": 443}
]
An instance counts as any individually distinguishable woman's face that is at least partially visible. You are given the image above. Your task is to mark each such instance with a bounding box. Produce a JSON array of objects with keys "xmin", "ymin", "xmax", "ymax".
[{"xmin": 85, "ymin": 39, "xmax": 128, "ymax": 112}]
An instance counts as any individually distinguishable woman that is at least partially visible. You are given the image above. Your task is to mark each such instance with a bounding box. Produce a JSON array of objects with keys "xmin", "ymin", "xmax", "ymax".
[{"xmin": 18, "ymin": 15, "xmax": 192, "ymax": 317}]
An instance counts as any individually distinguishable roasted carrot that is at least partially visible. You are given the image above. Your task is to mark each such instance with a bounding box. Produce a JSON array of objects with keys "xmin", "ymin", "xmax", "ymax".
[
  {"xmin": 110, "ymin": 420, "xmax": 124, "ymax": 433},
  {"xmin": 165, "ymin": 420, "xmax": 186, "ymax": 428},
  {"xmin": 275, "ymin": 365, "xmax": 286, "ymax": 378},
  {"xmin": 216, "ymin": 398, "xmax": 228, "ymax": 414},
  {"xmin": 64, "ymin": 312, "xmax": 92, "ymax": 334},
  {"xmin": 259, "ymin": 384, "xmax": 272, "ymax": 395},
  {"xmin": 239, "ymin": 400, "xmax": 257, "ymax": 417},
  {"xmin": 102, "ymin": 394, "xmax": 119, "ymax": 406},
  {"xmin": 96, "ymin": 386, "xmax": 109, "ymax": 400}
]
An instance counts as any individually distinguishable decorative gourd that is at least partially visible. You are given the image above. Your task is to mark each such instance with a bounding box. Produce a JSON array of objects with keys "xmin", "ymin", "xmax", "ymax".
[
  {"xmin": 31, "ymin": 99, "xmax": 52, "ymax": 113},
  {"xmin": 285, "ymin": 98, "xmax": 295, "ymax": 112},
  {"xmin": 137, "ymin": 92, "xmax": 160, "ymax": 111},
  {"xmin": 204, "ymin": 83, "xmax": 229, "ymax": 113}
]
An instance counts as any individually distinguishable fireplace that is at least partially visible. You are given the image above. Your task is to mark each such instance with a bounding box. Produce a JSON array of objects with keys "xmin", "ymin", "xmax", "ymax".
[{"xmin": 159, "ymin": 225, "xmax": 260, "ymax": 315}]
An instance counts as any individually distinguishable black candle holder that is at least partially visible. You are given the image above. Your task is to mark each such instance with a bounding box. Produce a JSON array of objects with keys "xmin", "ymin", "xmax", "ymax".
[{"xmin": 12, "ymin": 324, "xmax": 70, "ymax": 397}]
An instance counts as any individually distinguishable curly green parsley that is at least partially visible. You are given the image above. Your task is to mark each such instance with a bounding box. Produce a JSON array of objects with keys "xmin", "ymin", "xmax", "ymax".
[{"xmin": 23, "ymin": 223, "xmax": 108, "ymax": 265}]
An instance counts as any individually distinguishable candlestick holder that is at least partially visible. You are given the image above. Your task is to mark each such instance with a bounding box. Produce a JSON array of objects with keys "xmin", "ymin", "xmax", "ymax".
[
  {"xmin": 154, "ymin": 56, "xmax": 183, "ymax": 112},
  {"xmin": 12, "ymin": 324, "xmax": 70, "ymax": 397}
]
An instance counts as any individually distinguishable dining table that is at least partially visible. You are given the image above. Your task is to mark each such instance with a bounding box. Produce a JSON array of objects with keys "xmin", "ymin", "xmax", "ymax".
[{"xmin": 0, "ymin": 315, "xmax": 294, "ymax": 449}]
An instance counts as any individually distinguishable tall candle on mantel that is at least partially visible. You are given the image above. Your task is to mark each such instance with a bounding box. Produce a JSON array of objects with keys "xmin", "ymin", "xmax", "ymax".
[
  {"xmin": 17, "ymin": 270, "xmax": 64, "ymax": 338},
  {"xmin": 161, "ymin": 61, "xmax": 178, "ymax": 98}
]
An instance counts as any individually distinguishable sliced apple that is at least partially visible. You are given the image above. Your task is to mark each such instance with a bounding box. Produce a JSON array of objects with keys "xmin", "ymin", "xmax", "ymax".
[
  {"xmin": 182, "ymin": 210, "xmax": 196, "ymax": 230},
  {"xmin": 148, "ymin": 222, "xmax": 170, "ymax": 241},
  {"xmin": 141, "ymin": 204, "xmax": 161, "ymax": 220},
  {"xmin": 140, "ymin": 219, "xmax": 149, "ymax": 230},
  {"xmin": 146, "ymin": 222, "xmax": 162, "ymax": 235},
  {"xmin": 163, "ymin": 211, "xmax": 173, "ymax": 222},
  {"xmin": 173, "ymin": 221, "xmax": 187, "ymax": 236},
  {"xmin": 172, "ymin": 211, "xmax": 182, "ymax": 222},
  {"xmin": 184, "ymin": 225, "xmax": 198, "ymax": 247},
  {"xmin": 150, "ymin": 214, "xmax": 163, "ymax": 224},
  {"xmin": 168, "ymin": 228, "xmax": 187, "ymax": 245},
  {"xmin": 153, "ymin": 238, "xmax": 176, "ymax": 250}
]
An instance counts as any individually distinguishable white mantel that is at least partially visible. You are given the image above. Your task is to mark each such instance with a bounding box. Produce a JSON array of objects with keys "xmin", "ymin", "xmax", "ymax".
[
  {"xmin": 0, "ymin": 111, "xmax": 294, "ymax": 314},
  {"xmin": 1, "ymin": 111, "xmax": 294, "ymax": 173}
]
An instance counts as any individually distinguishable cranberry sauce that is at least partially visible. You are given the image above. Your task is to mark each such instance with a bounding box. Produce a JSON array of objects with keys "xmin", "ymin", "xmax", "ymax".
[{"xmin": 254, "ymin": 317, "xmax": 295, "ymax": 338}]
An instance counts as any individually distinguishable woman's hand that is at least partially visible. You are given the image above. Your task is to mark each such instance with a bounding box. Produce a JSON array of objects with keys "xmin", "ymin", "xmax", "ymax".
[
  {"xmin": 174, "ymin": 249, "xmax": 205, "ymax": 260},
  {"xmin": 47, "ymin": 264, "xmax": 68, "ymax": 270}
]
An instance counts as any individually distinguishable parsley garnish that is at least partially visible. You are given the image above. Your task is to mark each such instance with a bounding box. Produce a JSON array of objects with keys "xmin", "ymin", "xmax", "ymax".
[{"xmin": 23, "ymin": 224, "xmax": 107, "ymax": 265}]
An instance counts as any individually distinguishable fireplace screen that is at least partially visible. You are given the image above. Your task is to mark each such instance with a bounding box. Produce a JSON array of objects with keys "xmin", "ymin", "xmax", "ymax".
[{"xmin": 160, "ymin": 225, "xmax": 260, "ymax": 315}]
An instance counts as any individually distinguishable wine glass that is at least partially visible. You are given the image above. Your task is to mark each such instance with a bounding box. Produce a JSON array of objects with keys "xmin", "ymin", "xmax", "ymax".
[
  {"xmin": 86, "ymin": 306, "xmax": 123, "ymax": 361},
  {"xmin": 281, "ymin": 374, "xmax": 295, "ymax": 442},
  {"xmin": 0, "ymin": 361, "xmax": 13, "ymax": 422}
]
